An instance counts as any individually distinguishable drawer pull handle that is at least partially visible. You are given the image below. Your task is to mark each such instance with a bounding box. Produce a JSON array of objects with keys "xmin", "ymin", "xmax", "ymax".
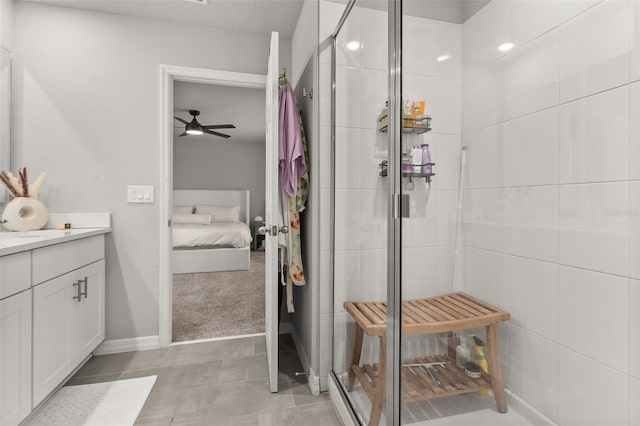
[
  {"xmin": 79, "ymin": 277, "xmax": 88, "ymax": 299},
  {"xmin": 73, "ymin": 280, "xmax": 81, "ymax": 301}
]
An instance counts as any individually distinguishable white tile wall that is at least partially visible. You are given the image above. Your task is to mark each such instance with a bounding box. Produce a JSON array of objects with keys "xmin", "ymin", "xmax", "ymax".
[
  {"xmin": 466, "ymin": 57, "xmax": 510, "ymax": 130},
  {"xmin": 631, "ymin": 377, "xmax": 640, "ymax": 426},
  {"xmin": 510, "ymin": 0, "xmax": 559, "ymax": 48},
  {"xmin": 632, "ymin": 83, "xmax": 640, "ymax": 182},
  {"xmin": 633, "ymin": 182, "xmax": 640, "ymax": 280},
  {"xmin": 403, "ymin": 15, "xmax": 438, "ymax": 77},
  {"xmin": 558, "ymin": 266, "xmax": 629, "ymax": 373},
  {"xmin": 633, "ymin": 1, "xmax": 640, "ymax": 82},
  {"xmin": 559, "ymin": 85, "xmax": 630, "ymax": 184},
  {"xmin": 509, "ymin": 185, "xmax": 559, "ymax": 263},
  {"xmin": 428, "ymin": 133, "xmax": 462, "ymax": 190},
  {"xmin": 463, "ymin": 247, "xmax": 510, "ymax": 310},
  {"xmin": 509, "ymin": 29, "xmax": 559, "ymax": 119},
  {"xmin": 361, "ymin": 6, "xmax": 387, "ymax": 72},
  {"xmin": 509, "ymin": 257, "xmax": 559, "ymax": 341},
  {"xmin": 334, "ymin": 189, "xmax": 362, "ymax": 251},
  {"xmin": 463, "ymin": 0, "xmax": 510, "ymax": 77},
  {"xmin": 558, "ymin": 347, "xmax": 629, "ymax": 426},
  {"xmin": 631, "ymin": 279, "xmax": 640, "ymax": 380},
  {"xmin": 508, "ymin": 107, "xmax": 560, "ymax": 187},
  {"xmin": 335, "ymin": 65, "xmax": 363, "ymax": 129},
  {"xmin": 467, "ymin": 188, "xmax": 510, "ymax": 253},
  {"xmin": 335, "ymin": 126, "xmax": 363, "ymax": 189},
  {"xmin": 403, "ymin": 247, "xmax": 438, "ymax": 300},
  {"xmin": 558, "ymin": 0, "xmax": 631, "ymax": 103},
  {"xmin": 558, "ymin": 182, "xmax": 630, "ymax": 276},
  {"xmin": 464, "ymin": 123, "xmax": 508, "ymax": 189},
  {"xmin": 509, "ymin": 325, "xmax": 559, "ymax": 423},
  {"xmin": 461, "ymin": 0, "xmax": 639, "ymax": 422},
  {"xmin": 558, "ymin": 0, "xmax": 602, "ymax": 24}
]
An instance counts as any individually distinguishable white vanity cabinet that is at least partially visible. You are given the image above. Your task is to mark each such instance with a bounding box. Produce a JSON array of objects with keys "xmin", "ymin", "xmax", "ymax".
[
  {"xmin": 0, "ymin": 290, "xmax": 32, "ymax": 426},
  {"xmin": 31, "ymin": 235, "xmax": 105, "ymax": 408},
  {"xmin": 0, "ymin": 252, "xmax": 32, "ymax": 426}
]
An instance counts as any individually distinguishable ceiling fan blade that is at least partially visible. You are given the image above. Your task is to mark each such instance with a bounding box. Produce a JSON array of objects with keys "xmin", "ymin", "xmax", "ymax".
[
  {"xmin": 174, "ymin": 116, "xmax": 188, "ymax": 125},
  {"xmin": 178, "ymin": 132, "xmax": 188, "ymax": 137},
  {"xmin": 205, "ymin": 129, "xmax": 231, "ymax": 138},
  {"xmin": 203, "ymin": 124, "xmax": 236, "ymax": 129}
]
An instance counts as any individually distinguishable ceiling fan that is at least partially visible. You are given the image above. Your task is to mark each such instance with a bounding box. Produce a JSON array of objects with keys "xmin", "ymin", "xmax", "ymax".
[{"xmin": 174, "ymin": 109, "xmax": 236, "ymax": 138}]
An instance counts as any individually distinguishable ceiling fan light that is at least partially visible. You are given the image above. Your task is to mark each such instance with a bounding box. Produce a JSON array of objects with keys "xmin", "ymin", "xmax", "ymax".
[{"xmin": 186, "ymin": 128, "xmax": 203, "ymax": 135}]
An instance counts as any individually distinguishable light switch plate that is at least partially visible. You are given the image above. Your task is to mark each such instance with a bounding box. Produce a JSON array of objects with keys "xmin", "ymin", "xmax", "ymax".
[{"xmin": 127, "ymin": 185, "xmax": 154, "ymax": 203}]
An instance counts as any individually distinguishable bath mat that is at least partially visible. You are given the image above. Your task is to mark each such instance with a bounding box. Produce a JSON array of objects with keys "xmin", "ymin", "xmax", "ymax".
[{"xmin": 25, "ymin": 375, "xmax": 157, "ymax": 426}]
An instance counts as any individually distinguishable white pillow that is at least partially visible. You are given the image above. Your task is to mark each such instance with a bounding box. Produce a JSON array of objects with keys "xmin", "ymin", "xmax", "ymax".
[
  {"xmin": 195, "ymin": 204, "xmax": 241, "ymax": 223},
  {"xmin": 173, "ymin": 213, "xmax": 212, "ymax": 225},
  {"xmin": 173, "ymin": 205, "xmax": 193, "ymax": 214}
]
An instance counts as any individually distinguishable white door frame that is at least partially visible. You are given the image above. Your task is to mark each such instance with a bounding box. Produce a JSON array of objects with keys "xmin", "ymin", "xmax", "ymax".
[{"xmin": 158, "ymin": 64, "xmax": 266, "ymax": 347}]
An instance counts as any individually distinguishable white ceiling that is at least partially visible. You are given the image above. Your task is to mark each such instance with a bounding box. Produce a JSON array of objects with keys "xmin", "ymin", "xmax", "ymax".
[
  {"xmin": 173, "ymin": 81, "xmax": 265, "ymax": 144},
  {"xmin": 22, "ymin": 0, "xmax": 305, "ymax": 37}
]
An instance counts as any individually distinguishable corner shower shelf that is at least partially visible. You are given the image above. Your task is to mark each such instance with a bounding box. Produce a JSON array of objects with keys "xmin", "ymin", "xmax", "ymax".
[
  {"xmin": 378, "ymin": 115, "xmax": 432, "ymax": 134},
  {"xmin": 378, "ymin": 160, "xmax": 436, "ymax": 182}
]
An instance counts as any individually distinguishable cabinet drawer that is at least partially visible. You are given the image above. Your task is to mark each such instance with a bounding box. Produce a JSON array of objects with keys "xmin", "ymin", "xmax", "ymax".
[
  {"xmin": 0, "ymin": 252, "xmax": 31, "ymax": 300},
  {"xmin": 32, "ymin": 235, "xmax": 104, "ymax": 285}
]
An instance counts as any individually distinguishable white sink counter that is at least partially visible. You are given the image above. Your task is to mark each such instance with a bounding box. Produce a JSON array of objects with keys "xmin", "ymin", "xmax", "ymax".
[{"xmin": 0, "ymin": 228, "xmax": 111, "ymax": 256}]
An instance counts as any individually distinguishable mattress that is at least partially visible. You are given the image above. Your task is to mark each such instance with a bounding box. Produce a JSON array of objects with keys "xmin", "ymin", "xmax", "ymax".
[{"xmin": 172, "ymin": 222, "xmax": 252, "ymax": 249}]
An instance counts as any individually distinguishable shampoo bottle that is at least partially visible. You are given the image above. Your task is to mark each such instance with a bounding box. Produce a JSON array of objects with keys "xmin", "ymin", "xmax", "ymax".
[
  {"xmin": 456, "ymin": 335, "xmax": 470, "ymax": 368},
  {"xmin": 472, "ymin": 335, "xmax": 489, "ymax": 395}
]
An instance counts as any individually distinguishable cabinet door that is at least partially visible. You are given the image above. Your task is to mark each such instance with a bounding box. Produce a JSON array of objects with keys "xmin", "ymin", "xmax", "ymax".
[
  {"xmin": 1, "ymin": 290, "xmax": 32, "ymax": 426},
  {"xmin": 75, "ymin": 260, "xmax": 105, "ymax": 359},
  {"xmin": 32, "ymin": 272, "xmax": 77, "ymax": 408}
]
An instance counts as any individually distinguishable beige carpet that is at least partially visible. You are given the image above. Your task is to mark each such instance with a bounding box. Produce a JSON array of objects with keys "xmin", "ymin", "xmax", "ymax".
[{"xmin": 172, "ymin": 251, "xmax": 265, "ymax": 342}]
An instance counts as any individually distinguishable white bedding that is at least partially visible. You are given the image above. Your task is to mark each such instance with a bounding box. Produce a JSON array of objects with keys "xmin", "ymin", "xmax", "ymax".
[{"xmin": 172, "ymin": 222, "xmax": 253, "ymax": 249}]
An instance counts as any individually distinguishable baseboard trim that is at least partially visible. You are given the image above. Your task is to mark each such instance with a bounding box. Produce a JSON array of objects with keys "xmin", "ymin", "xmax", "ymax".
[
  {"xmin": 505, "ymin": 389, "xmax": 558, "ymax": 426},
  {"xmin": 94, "ymin": 336, "xmax": 161, "ymax": 355},
  {"xmin": 290, "ymin": 325, "xmax": 320, "ymax": 396}
]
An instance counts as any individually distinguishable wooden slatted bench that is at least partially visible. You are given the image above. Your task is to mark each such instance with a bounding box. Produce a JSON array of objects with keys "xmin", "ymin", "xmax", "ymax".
[{"xmin": 344, "ymin": 292, "xmax": 510, "ymax": 426}]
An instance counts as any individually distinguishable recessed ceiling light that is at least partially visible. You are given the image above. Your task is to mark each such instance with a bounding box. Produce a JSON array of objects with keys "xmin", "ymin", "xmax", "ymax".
[
  {"xmin": 498, "ymin": 42, "xmax": 514, "ymax": 52},
  {"xmin": 346, "ymin": 41, "xmax": 361, "ymax": 51},
  {"xmin": 436, "ymin": 54, "xmax": 452, "ymax": 62},
  {"xmin": 183, "ymin": 0, "xmax": 208, "ymax": 4}
]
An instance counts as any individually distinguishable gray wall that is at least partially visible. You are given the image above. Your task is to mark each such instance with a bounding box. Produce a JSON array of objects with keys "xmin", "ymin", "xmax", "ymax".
[
  {"xmin": 173, "ymin": 140, "xmax": 265, "ymax": 222},
  {"xmin": 12, "ymin": 1, "xmax": 291, "ymax": 340}
]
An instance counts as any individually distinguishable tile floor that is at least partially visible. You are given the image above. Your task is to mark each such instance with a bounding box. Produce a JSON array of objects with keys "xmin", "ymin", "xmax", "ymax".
[{"xmin": 68, "ymin": 334, "xmax": 344, "ymax": 426}]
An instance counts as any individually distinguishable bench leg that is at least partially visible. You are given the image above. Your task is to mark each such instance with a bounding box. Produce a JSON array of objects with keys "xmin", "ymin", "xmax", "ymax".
[
  {"xmin": 347, "ymin": 323, "xmax": 364, "ymax": 391},
  {"xmin": 485, "ymin": 323, "xmax": 507, "ymax": 413},
  {"xmin": 369, "ymin": 336, "xmax": 386, "ymax": 426}
]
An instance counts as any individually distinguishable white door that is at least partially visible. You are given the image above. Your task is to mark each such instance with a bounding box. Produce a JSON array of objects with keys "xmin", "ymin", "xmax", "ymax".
[{"xmin": 264, "ymin": 31, "xmax": 280, "ymax": 393}]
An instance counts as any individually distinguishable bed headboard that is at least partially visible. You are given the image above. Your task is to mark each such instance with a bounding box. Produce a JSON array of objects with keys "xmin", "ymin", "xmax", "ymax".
[{"xmin": 173, "ymin": 189, "xmax": 250, "ymax": 224}]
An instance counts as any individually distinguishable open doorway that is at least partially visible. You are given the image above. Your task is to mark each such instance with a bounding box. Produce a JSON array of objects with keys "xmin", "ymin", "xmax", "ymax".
[
  {"xmin": 170, "ymin": 81, "xmax": 266, "ymax": 343},
  {"xmin": 172, "ymin": 81, "xmax": 265, "ymax": 342}
]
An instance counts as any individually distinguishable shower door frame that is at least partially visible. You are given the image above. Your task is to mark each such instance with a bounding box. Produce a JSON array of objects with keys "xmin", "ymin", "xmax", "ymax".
[{"xmin": 328, "ymin": 0, "xmax": 405, "ymax": 425}]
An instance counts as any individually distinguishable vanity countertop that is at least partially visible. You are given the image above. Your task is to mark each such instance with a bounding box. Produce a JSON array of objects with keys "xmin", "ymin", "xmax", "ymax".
[{"xmin": 0, "ymin": 228, "xmax": 111, "ymax": 256}]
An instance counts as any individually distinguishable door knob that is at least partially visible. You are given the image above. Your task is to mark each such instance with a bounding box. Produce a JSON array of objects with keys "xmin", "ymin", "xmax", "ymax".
[{"xmin": 258, "ymin": 225, "xmax": 289, "ymax": 235}]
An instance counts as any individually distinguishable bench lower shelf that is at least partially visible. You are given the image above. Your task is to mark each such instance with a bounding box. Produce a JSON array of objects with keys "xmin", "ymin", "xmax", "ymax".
[{"xmin": 351, "ymin": 354, "xmax": 492, "ymax": 404}]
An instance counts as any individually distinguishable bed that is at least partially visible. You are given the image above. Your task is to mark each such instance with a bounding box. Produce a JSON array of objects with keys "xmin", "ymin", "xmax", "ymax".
[{"xmin": 172, "ymin": 189, "xmax": 252, "ymax": 274}]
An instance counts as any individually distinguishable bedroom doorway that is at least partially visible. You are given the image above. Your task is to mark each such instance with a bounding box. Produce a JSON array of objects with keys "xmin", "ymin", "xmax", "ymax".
[
  {"xmin": 159, "ymin": 54, "xmax": 282, "ymax": 389},
  {"xmin": 170, "ymin": 78, "xmax": 266, "ymax": 343}
]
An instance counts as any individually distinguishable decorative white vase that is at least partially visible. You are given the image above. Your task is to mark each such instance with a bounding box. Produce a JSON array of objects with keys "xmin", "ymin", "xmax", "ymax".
[{"xmin": 1, "ymin": 197, "xmax": 49, "ymax": 231}]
